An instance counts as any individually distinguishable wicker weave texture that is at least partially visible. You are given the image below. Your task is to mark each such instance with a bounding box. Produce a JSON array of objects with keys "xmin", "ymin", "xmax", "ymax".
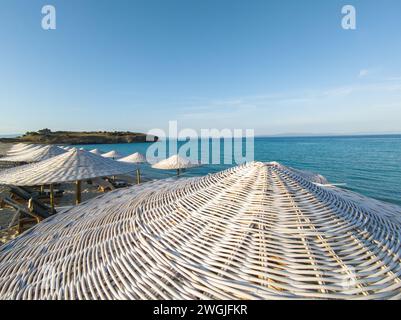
[{"xmin": 1, "ymin": 162, "xmax": 401, "ymax": 300}]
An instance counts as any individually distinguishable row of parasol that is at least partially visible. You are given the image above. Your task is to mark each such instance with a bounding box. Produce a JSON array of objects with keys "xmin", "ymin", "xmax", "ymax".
[{"xmin": 0, "ymin": 143, "xmax": 200, "ymax": 210}]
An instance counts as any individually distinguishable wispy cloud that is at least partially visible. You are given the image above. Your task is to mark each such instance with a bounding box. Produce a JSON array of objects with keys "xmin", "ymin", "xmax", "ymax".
[
  {"xmin": 358, "ymin": 69, "xmax": 369, "ymax": 78},
  {"xmin": 385, "ymin": 76, "xmax": 401, "ymax": 81},
  {"xmin": 178, "ymin": 78, "xmax": 401, "ymax": 121}
]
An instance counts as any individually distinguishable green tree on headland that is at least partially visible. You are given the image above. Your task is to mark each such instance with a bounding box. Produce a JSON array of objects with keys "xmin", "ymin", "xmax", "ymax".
[{"xmin": 37, "ymin": 128, "xmax": 52, "ymax": 135}]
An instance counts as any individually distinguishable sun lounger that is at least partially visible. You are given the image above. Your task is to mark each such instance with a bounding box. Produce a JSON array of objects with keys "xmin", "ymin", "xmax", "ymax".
[
  {"xmin": 8, "ymin": 186, "xmax": 54, "ymax": 217},
  {"xmin": 91, "ymin": 177, "xmax": 115, "ymax": 192},
  {"xmin": 107, "ymin": 179, "xmax": 129, "ymax": 188},
  {"xmin": 37, "ymin": 188, "xmax": 64, "ymax": 198},
  {"xmin": 0, "ymin": 195, "xmax": 42, "ymax": 233}
]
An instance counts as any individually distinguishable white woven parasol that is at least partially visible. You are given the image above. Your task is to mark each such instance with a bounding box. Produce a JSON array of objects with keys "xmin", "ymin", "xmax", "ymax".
[
  {"xmin": 102, "ymin": 150, "xmax": 122, "ymax": 159},
  {"xmin": 89, "ymin": 148, "xmax": 104, "ymax": 155},
  {"xmin": 152, "ymin": 154, "xmax": 200, "ymax": 176},
  {"xmin": 1, "ymin": 145, "xmax": 66, "ymax": 163},
  {"xmin": 6, "ymin": 144, "xmax": 42, "ymax": 156},
  {"xmin": 7, "ymin": 143, "xmax": 31, "ymax": 154},
  {"xmin": 118, "ymin": 152, "xmax": 147, "ymax": 164},
  {"xmin": 0, "ymin": 148, "xmax": 135, "ymax": 186},
  {"xmin": 1, "ymin": 162, "xmax": 401, "ymax": 300},
  {"xmin": 118, "ymin": 152, "xmax": 147, "ymax": 184}
]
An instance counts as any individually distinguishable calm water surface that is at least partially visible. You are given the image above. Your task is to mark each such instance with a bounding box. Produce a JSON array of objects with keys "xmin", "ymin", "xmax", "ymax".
[{"xmin": 75, "ymin": 135, "xmax": 401, "ymax": 206}]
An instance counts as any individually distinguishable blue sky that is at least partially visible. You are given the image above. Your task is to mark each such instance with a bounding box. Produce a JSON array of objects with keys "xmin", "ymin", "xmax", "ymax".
[{"xmin": 0, "ymin": 0, "xmax": 401, "ymax": 135}]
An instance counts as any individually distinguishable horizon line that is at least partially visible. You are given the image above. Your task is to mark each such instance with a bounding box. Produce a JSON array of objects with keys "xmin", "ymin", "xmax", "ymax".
[{"xmin": 1, "ymin": 131, "xmax": 401, "ymax": 140}]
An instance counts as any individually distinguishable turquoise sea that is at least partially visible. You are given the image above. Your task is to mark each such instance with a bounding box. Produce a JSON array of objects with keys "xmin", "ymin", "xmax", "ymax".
[{"xmin": 75, "ymin": 135, "xmax": 401, "ymax": 206}]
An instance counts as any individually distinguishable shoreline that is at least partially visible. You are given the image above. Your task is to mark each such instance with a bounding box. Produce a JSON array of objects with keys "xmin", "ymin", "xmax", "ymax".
[
  {"xmin": 0, "ymin": 140, "xmax": 156, "ymax": 145},
  {"xmin": 0, "ymin": 130, "xmax": 158, "ymax": 145}
]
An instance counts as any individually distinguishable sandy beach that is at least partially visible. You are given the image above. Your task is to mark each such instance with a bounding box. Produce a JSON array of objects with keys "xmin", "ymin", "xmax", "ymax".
[
  {"xmin": 0, "ymin": 187, "xmax": 106, "ymax": 245},
  {"xmin": 0, "ymin": 142, "xmax": 10, "ymax": 157},
  {"xmin": 0, "ymin": 143, "xmax": 15, "ymax": 243},
  {"xmin": 0, "ymin": 142, "xmax": 117, "ymax": 245},
  {"xmin": 0, "ymin": 180, "xmax": 107, "ymax": 245}
]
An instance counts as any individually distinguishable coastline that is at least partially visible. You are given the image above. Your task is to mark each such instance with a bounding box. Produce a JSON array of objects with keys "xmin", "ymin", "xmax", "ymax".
[{"xmin": 0, "ymin": 130, "xmax": 158, "ymax": 145}]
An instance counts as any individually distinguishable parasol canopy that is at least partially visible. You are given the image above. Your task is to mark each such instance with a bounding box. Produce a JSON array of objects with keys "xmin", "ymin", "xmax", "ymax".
[
  {"xmin": 8, "ymin": 142, "xmax": 27, "ymax": 150},
  {"xmin": 0, "ymin": 148, "xmax": 135, "ymax": 186},
  {"xmin": 1, "ymin": 145, "xmax": 66, "ymax": 163},
  {"xmin": 118, "ymin": 152, "xmax": 147, "ymax": 164},
  {"xmin": 151, "ymin": 154, "xmax": 199, "ymax": 170},
  {"xmin": 102, "ymin": 150, "xmax": 122, "ymax": 159},
  {"xmin": 1, "ymin": 162, "xmax": 401, "ymax": 300},
  {"xmin": 89, "ymin": 148, "xmax": 104, "ymax": 155},
  {"xmin": 6, "ymin": 144, "xmax": 42, "ymax": 156}
]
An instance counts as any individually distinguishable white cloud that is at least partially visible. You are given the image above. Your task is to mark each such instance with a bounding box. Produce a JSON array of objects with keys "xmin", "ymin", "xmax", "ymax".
[
  {"xmin": 176, "ymin": 78, "xmax": 401, "ymax": 134},
  {"xmin": 358, "ymin": 69, "xmax": 369, "ymax": 78},
  {"xmin": 385, "ymin": 76, "xmax": 401, "ymax": 81}
]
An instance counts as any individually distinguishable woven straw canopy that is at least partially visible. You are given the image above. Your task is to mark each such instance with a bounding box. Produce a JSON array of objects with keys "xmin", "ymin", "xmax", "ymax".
[
  {"xmin": 89, "ymin": 148, "xmax": 104, "ymax": 155},
  {"xmin": 8, "ymin": 143, "xmax": 27, "ymax": 151},
  {"xmin": 1, "ymin": 145, "xmax": 66, "ymax": 163},
  {"xmin": 6, "ymin": 144, "xmax": 42, "ymax": 156},
  {"xmin": 118, "ymin": 152, "xmax": 147, "ymax": 164},
  {"xmin": 7, "ymin": 143, "xmax": 33, "ymax": 154},
  {"xmin": 0, "ymin": 149, "xmax": 135, "ymax": 186},
  {"xmin": 102, "ymin": 150, "xmax": 122, "ymax": 159},
  {"xmin": 1, "ymin": 162, "xmax": 401, "ymax": 300},
  {"xmin": 57, "ymin": 146, "xmax": 72, "ymax": 151},
  {"xmin": 269, "ymin": 161, "xmax": 329, "ymax": 185},
  {"xmin": 152, "ymin": 154, "xmax": 200, "ymax": 170}
]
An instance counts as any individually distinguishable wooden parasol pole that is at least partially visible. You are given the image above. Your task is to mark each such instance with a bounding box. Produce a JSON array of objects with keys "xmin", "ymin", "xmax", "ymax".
[
  {"xmin": 49, "ymin": 184, "xmax": 55, "ymax": 213},
  {"xmin": 76, "ymin": 180, "xmax": 82, "ymax": 205},
  {"xmin": 136, "ymin": 168, "xmax": 141, "ymax": 184}
]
